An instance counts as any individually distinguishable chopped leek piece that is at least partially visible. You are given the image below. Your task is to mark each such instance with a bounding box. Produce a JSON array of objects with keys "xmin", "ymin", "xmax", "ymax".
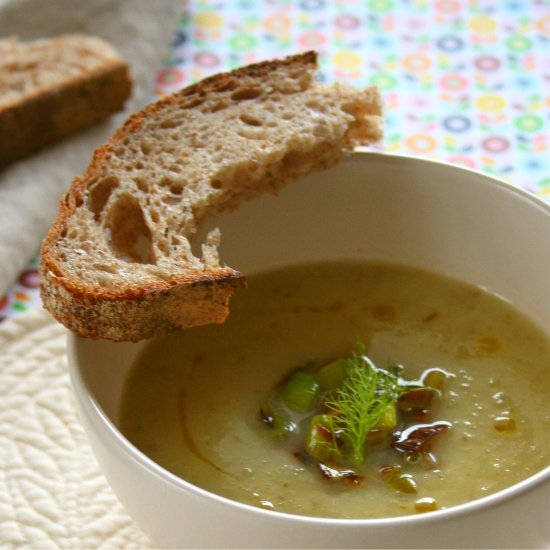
[
  {"xmin": 316, "ymin": 358, "xmax": 348, "ymax": 391},
  {"xmin": 259, "ymin": 408, "xmax": 296, "ymax": 439},
  {"xmin": 282, "ymin": 371, "xmax": 321, "ymax": 413},
  {"xmin": 375, "ymin": 405, "xmax": 397, "ymax": 430},
  {"xmin": 398, "ymin": 387, "xmax": 438, "ymax": 413},
  {"xmin": 380, "ymin": 465, "xmax": 417, "ymax": 493},
  {"xmin": 421, "ymin": 368, "xmax": 453, "ymax": 391},
  {"xmin": 395, "ymin": 473, "xmax": 417, "ymax": 494},
  {"xmin": 415, "ymin": 497, "xmax": 438, "ymax": 512},
  {"xmin": 305, "ymin": 414, "xmax": 342, "ymax": 463},
  {"xmin": 365, "ymin": 428, "xmax": 387, "ymax": 447}
]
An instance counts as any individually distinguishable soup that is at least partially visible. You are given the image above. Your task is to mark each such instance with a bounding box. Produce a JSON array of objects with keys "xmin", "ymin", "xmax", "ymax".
[{"xmin": 119, "ymin": 261, "xmax": 550, "ymax": 519}]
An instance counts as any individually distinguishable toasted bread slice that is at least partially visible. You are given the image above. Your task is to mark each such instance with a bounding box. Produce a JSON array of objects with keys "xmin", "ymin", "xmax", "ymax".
[
  {"xmin": 40, "ymin": 51, "xmax": 382, "ymax": 341},
  {"xmin": 0, "ymin": 34, "xmax": 132, "ymax": 167}
]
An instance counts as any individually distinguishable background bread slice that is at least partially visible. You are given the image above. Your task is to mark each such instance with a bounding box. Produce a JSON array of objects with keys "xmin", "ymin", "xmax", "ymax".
[
  {"xmin": 40, "ymin": 51, "xmax": 383, "ymax": 342},
  {"xmin": 0, "ymin": 34, "xmax": 132, "ymax": 167}
]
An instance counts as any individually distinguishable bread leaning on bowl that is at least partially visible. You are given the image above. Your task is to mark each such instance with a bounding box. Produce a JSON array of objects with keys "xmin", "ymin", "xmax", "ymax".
[
  {"xmin": 0, "ymin": 34, "xmax": 132, "ymax": 167},
  {"xmin": 40, "ymin": 51, "xmax": 383, "ymax": 342}
]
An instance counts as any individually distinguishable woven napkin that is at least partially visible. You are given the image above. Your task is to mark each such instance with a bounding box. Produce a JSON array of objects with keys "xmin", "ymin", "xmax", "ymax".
[
  {"xmin": 0, "ymin": 308, "xmax": 154, "ymax": 548},
  {"xmin": 0, "ymin": 0, "xmax": 183, "ymax": 295}
]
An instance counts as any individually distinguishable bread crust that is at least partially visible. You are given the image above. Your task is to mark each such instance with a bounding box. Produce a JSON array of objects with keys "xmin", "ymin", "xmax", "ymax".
[
  {"xmin": 0, "ymin": 35, "xmax": 132, "ymax": 167},
  {"xmin": 40, "ymin": 51, "xmax": 382, "ymax": 342},
  {"xmin": 40, "ymin": 263, "xmax": 244, "ymax": 341}
]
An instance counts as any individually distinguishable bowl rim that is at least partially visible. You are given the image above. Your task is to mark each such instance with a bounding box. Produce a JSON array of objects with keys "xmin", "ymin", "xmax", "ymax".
[
  {"xmin": 68, "ymin": 151, "xmax": 550, "ymax": 527},
  {"xmin": 353, "ymin": 150, "xmax": 549, "ymax": 213}
]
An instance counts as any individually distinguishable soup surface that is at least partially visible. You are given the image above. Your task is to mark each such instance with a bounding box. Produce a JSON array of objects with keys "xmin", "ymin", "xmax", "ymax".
[{"xmin": 119, "ymin": 261, "xmax": 550, "ymax": 519}]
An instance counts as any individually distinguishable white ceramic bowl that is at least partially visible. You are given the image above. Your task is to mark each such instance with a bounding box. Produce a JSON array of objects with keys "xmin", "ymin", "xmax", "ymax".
[{"xmin": 68, "ymin": 152, "xmax": 550, "ymax": 549}]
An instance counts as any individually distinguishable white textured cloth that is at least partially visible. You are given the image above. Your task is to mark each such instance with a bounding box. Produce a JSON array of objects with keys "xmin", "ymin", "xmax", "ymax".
[
  {"xmin": 0, "ymin": 308, "xmax": 154, "ymax": 548},
  {"xmin": 0, "ymin": 0, "xmax": 182, "ymax": 295}
]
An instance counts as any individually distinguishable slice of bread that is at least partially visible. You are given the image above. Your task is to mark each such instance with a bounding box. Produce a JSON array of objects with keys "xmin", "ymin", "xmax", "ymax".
[
  {"xmin": 40, "ymin": 51, "xmax": 382, "ymax": 342},
  {"xmin": 0, "ymin": 34, "xmax": 132, "ymax": 167}
]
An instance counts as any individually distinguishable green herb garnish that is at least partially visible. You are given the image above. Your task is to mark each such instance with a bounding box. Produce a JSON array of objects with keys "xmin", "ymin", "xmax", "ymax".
[{"xmin": 324, "ymin": 354, "xmax": 402, "ymax": 466}]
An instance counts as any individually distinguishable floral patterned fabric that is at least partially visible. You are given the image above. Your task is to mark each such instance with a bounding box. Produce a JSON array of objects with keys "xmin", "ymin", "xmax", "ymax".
[{"xmin": 1, "ymin": 0, "xmax": 548, "ymax": 321}]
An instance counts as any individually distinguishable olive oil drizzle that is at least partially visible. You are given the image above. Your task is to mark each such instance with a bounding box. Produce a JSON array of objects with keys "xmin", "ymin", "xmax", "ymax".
[{"xmin": 177, "ymin": 389, "xmax": 238, "ymax": 480}]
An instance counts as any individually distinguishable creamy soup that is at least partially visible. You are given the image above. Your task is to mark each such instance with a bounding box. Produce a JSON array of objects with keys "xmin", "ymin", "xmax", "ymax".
[{"xmin": 119, "ymin": 262, "xmax": 550, "ymax": 519}]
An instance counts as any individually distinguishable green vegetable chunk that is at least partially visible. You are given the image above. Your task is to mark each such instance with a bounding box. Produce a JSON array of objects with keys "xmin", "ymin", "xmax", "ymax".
[
  {"xmin": 421, "ymin": 367, "xmax": 453, "ymax": 391},
  {"xmin": 260, "ymin": 408, "xmax": 297, "ymax": 439},
  {"xmin": 415, "ymin": 497, "xmax": 438, "ymax": 512},
  {"xmin": 317, "ymin": 358, "xmax": 349, "ymax": 391},
  {"xmin": 398, "ymin": 387, "xmax": 438, "ymax": 413},
  {"xmin": 305, "ymin": 414, "xmax": 342, "ymax": 463},
  {"xmin": 375, "ymin": 405, "xmax": 397, "ymax": 430},
  {"xmin": 394, "ymin": 473, "xmax": 417, "ymax": 493},
  {"xmin": 380, "ymin": 465, "xmax": 417, "ymax": 494},
  {"xmin": 282, "ymin": 371, "xmax": 321, "ymax": 413}
]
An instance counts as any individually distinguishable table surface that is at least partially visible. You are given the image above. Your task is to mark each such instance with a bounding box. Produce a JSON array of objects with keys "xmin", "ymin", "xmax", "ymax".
[{"xmin": 1, "ymin": 0, "xmax": 548, "ymax": 322}]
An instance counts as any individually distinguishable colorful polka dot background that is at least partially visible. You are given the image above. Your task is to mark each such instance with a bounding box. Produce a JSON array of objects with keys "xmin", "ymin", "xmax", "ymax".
[{"xmin": 1, "ymin": 0, "xmax": 548, "ymax": 322}]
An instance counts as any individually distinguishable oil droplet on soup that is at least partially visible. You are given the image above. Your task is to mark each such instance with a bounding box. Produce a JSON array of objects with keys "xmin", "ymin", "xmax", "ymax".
[{"xmin": 119, "ymin": 262, "xmax": 550, "ymax": 519}]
